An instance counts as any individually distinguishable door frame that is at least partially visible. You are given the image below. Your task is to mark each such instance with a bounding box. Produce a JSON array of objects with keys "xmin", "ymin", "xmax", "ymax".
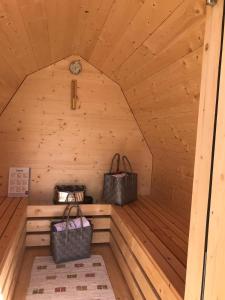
[{"xmin": 185, "ymin": 1, "xmax": 225, "ymax": 299}]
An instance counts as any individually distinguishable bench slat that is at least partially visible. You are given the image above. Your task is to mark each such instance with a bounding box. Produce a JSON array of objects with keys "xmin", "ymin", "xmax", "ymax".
[
  {"xmin": 124, "ymin": 205, "xmax": 187, "ymax": 278},
  {"xmin": 137, "ymin": 200, "xmax": 189, "ymax": 243},
  {"xmin": 0, "ymin": 197, "xmax": 7, "ymax": 206},
  {"xmin": 0, "ymin": 197, "xmax": 11, "ymax": 219},
  {"xmin": 26, "ymin": 231, "xmax": 110, "ymax": 247},
  {"xmin": 27, "ymin": 204, "xmax": 111, "ymax": 218},
  {"xmin": 0, "ymin": 199, "xmax": 21, "ymax": 238},
  {"xmin": 0, "ymin": 198, "xmax": 27, "ymax": 300},
  {"xmin": 111, "ymin": 220, "xmax": 159, "ymax": 300},
  {"xmin": 112, "ymin": 206, "xmax": 184, "ymax": 300},
  {"xmin": 140, "ymin": 197, "xmax": 189, "ymax": 233},
  {"xmin": 110, "ymin": 235, "xmax": 144, "ymax": 300},
  {"xmin": 26, "ymin": 217, "xmax": 111, "ymax": 232},
  {"xmin": 2, "ymin": 229, "xmax": 25, "ymax": 300},
  {"xmin": 128, "ymin": 203, "xmax": 188, "ymax": 263},
  {"xmin": 0, "ymin": 198, "xmax": 27, "ymax": 273}
]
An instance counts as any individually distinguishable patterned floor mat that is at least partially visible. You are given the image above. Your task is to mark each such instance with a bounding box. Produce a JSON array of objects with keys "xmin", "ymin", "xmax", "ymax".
[{"xmin": 26, "ymin": 255, "xmax": 116, "ymax": 300}]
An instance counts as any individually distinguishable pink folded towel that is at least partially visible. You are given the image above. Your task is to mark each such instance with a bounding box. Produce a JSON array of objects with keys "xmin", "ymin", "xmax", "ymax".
[{"xmin": 53, "ymin": 217, "xmax": 90, "ymax": 232}]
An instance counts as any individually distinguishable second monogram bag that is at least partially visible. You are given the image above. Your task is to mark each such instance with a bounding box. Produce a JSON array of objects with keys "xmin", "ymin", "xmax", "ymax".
[{"xmin": 102, "ymin": 153, "xmax": 137, "ymax": 206}]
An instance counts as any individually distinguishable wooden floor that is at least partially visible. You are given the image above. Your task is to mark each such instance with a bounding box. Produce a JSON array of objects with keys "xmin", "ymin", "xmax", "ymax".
[{"xmin": 13, "ymin": 244, "xmax": 133, "ymax": 300}]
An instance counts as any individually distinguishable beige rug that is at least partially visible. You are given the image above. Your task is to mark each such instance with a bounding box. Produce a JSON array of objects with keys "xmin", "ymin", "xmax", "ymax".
[{"xmin": 26, "ymin": 255, "xmax": 116, "ymax": 300}]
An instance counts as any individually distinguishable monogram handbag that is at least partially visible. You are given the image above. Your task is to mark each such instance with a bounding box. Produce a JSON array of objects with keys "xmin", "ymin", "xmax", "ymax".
[
  {"xmin": 102, "ymin": 153, "xmax": 137, "ymax": 206},
  {"xmin": 54, "ymin": 185, "xmax": 86, "ymax": 204},
  {"xmin": 51, "ymin": 204, "xmax": 93, "ymax": 264}
]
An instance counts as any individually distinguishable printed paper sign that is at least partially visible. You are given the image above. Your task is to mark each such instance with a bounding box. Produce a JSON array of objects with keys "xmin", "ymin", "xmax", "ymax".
[{"xmin": 8, "ymin": 167, "xmax": 30, "ymax": 197}]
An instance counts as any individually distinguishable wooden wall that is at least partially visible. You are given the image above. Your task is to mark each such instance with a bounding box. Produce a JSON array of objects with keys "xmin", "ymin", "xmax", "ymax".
[
  {"xmin": 0, "ymin": 0, "xmax": 195, "ymax": 114},
  {"xmin": 0, "ymin": 0, "xmax": 207, "ymax": 217},
  {"xmin": 0, "ymin": 56, "xmax": 152, "ymax": 203},
  {"xmin": 118, "ymin": 0, "xmax": 206, "ymax": 219}
]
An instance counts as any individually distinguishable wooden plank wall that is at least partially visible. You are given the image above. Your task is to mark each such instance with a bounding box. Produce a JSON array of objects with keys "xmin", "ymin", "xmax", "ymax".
[
  {"xmin": 117, "ymin": 0, "xmax": 206, "ymax": 219},
  {"xmin": 0, "ymin": 56, "xmax": 152, "ymax": 203},
  {"xmin": 0, "ymin": 0, "xmax": 207, "ymax": 217},
  {"xmin": 0, "ymin": 0, "xmax": 142, "ymax": 113}
]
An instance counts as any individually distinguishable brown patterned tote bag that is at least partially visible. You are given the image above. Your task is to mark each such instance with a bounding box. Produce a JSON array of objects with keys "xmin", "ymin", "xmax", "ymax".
[
  {"xmin": 51, "ymin": 204, "xmax": 93, "ymax": 264},
  {"xmin": 102, "ymin": 153, "xmax": 137, "ymax": 206}
]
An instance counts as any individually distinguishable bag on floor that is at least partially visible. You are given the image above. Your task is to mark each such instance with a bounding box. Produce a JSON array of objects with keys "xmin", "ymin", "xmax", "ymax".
[
  {"xmin": 51, "ymin": 204, "xmax": 93, "ymax": 263},
  {"xmin": 102, "ymin": 153, "xmax": 137, "ymax": 206}
]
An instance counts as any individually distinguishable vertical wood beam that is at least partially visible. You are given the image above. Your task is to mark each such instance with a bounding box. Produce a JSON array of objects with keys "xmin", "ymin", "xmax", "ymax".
[
  {"xmin": 204, "ymin": 12, "xmax": 225, "ymax": 299},
  {"xmin": 185, "ymin": 1, "xmax": 224, "ymax": 299}
]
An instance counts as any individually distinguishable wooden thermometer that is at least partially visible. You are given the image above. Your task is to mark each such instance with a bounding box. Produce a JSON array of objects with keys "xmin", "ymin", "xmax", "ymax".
[{"xmin": 71, "ymin": 79, "xmax": 77, "ymax": 110}]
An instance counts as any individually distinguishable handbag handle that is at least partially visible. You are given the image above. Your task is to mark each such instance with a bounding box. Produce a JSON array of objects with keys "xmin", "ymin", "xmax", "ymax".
[
  {"xmin": 109, "ymin": 153, "xmax": 120, "ymax": 173},
  {"xmin": 65, "ymin": 204, "xmax": 84, "ymax": 242},
  {"xmin": 66, "ymin": 192, "xmax": 76, "ymax": 203},
  {"xmin": 66, "ymin": 204, "xmax": 83, "ymax": 227},
  {"xmin": 122, "ymin": 155, "xmax": 133, "ymax": 173},
  {"xmin": 62, "ymin": 196, "xmax": 76, "ymax": 220}
]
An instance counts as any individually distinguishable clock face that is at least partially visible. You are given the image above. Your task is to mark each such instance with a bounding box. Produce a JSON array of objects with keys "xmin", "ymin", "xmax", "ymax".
[{"xmin": 69, "ymin": 60, "xmax": 82, "ymax": 75}]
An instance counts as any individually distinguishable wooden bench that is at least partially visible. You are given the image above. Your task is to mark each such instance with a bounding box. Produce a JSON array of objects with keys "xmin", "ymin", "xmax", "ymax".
[
  {"xmin": 0, "ymin": 198, "xmax": 188, "ymax": 299},
  {"xmin": 0, "ymin": 197, "xmax": 27, "ymax": 300},
  {"xmin": 26, "ymin": 204, "xmax": 112, "ymax": 246},
  {"xmin": 110, "ymin": 197, "xmax": 189, "ymax": 300}
]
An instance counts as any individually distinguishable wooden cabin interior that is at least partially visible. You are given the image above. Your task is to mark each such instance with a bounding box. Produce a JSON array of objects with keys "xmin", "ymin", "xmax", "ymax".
[{"xmin": 0, "ymin": 0, "xmax": 225, "ymax": 299}]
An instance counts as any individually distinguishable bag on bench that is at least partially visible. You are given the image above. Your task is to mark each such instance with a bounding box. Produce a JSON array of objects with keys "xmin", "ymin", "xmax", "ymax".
[
  {"xmin": 103, "ymin": 153, "xmax": 137, "ymax": 206},
  {"xmin": 51, "ymin": 204, "xmax": 93, "ymax": 264}
]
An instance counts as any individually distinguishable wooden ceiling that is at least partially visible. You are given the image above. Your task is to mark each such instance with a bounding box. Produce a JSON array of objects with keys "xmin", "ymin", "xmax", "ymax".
[
  {"xmin": 0, "ymin": 0, "xmax": 201, "ymax": 113},
  {"xmin": 0, "ymin": 0, "xmax": 206, "ymax": 216}
]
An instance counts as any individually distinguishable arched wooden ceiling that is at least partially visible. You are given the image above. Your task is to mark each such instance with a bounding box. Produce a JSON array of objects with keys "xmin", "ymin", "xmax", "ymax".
[
  {"xmin": 0, "ymin": 0, "xmax": 204, "ymax": 112},
  {"xmin": 0, "ymin": 0, "xmax": 206, "ymax": 217}
]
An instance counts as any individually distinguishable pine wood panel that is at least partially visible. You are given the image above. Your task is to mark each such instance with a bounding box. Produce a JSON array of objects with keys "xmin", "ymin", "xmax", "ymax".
[
  {"xmin": 111, "ymin": 205, "xmax": 184, "ymax": 299},
  {"xmin": 129, "ymin": 202, "xmax": 188, "ymax": 264},
  {"xmin": 26, "ymin": 203, "xmax": 111, "ymax": 246},
  {"xmin": 184, "ymin": 2, "xmax": 224, "ymax": 299},
  {"xmin": 27, "ymin": 217, "xmax": 110, "ymax": 232},
  {"xmin": 89, "ymin": 0, "xmax": 144, "ymax": 66},
  {"xmin": 27, "ymin": 204, "xmax": 111, "ymax": 217},
  {"xmin": 0, "ymin": 0, "xmax": 205, "ymax": 115},
  {"xmin": 17, "ymin": 0, "xmax": 52, "ymax": 68},
  {"xmin": 98, "ymin": 0, "xmax": 182, "ymax": 77},
  {"xmin": 0, "ymin": 198, "xmax": 27, "ymax": 300},
  {"xmin": 26, "ymin": 231, "xmax": 110, "ymax": 247},
  {"xmin": 204, "ymin": 18, "xmax": 225, "ymax": 298},
  {"xmin": 0, "ymin": 56, "xmax": 152, "ymax": 202},
  {"xmin": 110, "ymin": 236, "xmax": 144, "ymax": 300},
  {"xmin": 2, "ymin": 229, "xmax": 25, "ymax": 300},
  {"xmin": 78, "ymin": 0, "xmax": 114, "ymax": 59},
  {"xmin": 43, "ymin": 0, "xmax": 80, "ymax": 61},
  {"xmin": 111, "ymin": 221, "xmax": 159, "ymax": 300},
  {"xmin": 0, "ymin": 0, "xmax": 207, "ymax": 217},
  {"xmin": 123, "ymin": 2, "xmax": 206, "ymax": 219},
  {"xmin": 114, "ymin": 0, "xmax": 205, "ymax": 89}
]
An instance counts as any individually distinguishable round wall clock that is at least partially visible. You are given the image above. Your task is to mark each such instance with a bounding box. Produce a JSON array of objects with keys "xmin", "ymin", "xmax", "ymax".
[{"xmin": 69, "ymin": 60, "xmax": 82, "ymax": 75}]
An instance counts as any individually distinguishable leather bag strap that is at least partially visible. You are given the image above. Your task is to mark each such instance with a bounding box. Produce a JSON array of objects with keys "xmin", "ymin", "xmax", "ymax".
[
  {"xmin": 65, "ymin": 204, "xmax": 84, "ymax": 242},
  {"xmin": 122, "ymin": 155, "xmax": 133, "ymax": 173},
  {"xmin": 109, "ymin": 153, "xmax": 121, "ymax": 173}
]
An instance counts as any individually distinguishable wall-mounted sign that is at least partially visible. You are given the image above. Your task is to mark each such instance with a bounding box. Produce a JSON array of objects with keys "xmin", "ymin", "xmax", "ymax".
[{"xmin": 8, "ymin": 167, "xmax": 30, "ymax": 197}]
